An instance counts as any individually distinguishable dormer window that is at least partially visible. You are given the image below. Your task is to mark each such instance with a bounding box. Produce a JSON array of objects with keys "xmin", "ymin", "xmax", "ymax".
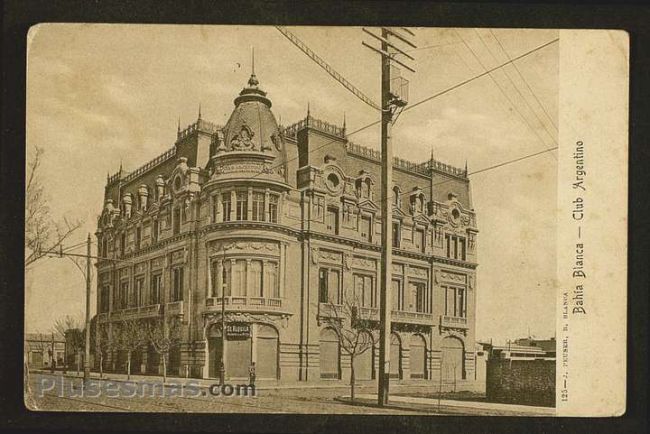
[
  {"xmin": 409, "ymin": 191, "xmax": 425, "ymax": 214},
  {"xmin": 355, "ymin": 173, "xmax": 374, "ymax": 200},
  {"xmin": 393, "ymin": 186, "xmax": 401, "ymax": 207}
]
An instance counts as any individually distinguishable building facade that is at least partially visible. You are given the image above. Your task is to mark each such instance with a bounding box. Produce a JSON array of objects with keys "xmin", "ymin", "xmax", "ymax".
[{"xmin": 94, "ymin": 72, "xmax": 479, "ymax": 385}]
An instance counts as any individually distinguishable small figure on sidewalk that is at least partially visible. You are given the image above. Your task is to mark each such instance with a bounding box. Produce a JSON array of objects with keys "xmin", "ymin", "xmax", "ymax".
[{"xmin": 248, "ymin": 362, "xmax": 256, "ymax": 386}]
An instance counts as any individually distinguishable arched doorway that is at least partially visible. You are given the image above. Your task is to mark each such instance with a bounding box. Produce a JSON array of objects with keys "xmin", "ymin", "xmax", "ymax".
[
  {"xmin": 256, "ymin": 324, "xmax": 279, "ymax": 379},
  {"xmin": 410, "ymin": 334, "xmax": 427, "ymax": 379},
  {"xmin": 207, "ymin": 324, "xmax": 223, "ymax": 379},
  {"xmin": 390, "ymin": 333, "xmax": 402, "ymax": 379},
  {"xmin": 353, "ymin": 330, "xmax": 374, "ymax": 380},
  {"xmin": 319, "ymin": 328, "xmax": 340, "ymax": 379},
  {"xmin": 207, "ymin": 323, "xmax": 253, "ymax": 379},
  {"xmin": 441, "ymin": 336, "xmax": 465, "ymax": 385}
]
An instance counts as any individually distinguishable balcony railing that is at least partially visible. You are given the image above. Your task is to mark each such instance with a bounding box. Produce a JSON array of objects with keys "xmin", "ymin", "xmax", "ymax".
[
  {"xmin": 440, "ymin": 315, "xmax": 468, "ymax": 328},
  {"xmin": 109, "ymin": 304, "xmax": 161, "ymax": 320},
  {"xmin": 166, "ymin": 300, "xmax": 184, "ymax": 316},
  {"xmin": 393, "ymin": 310, "xmax": 434, "ymax": 325},
  {"xmin": 205, "ymin": 296, "xmax": 284, "ymax": 311},
  {"xmin": 318, "ymin": 304, "xmax": 435, "ymax": 326}
]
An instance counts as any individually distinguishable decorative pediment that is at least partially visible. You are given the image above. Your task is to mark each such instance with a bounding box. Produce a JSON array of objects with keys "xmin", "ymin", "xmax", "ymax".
[
  {"xmin": 357, "ymin": 199, "xmax": 379, "ymax": 212},
  {"xmin": 412, "ymin": 213, "xmax": 431, "ymax": 226}
]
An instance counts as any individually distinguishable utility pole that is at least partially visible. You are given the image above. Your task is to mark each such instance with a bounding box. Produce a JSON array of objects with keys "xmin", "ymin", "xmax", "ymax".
[
  {"xmin": 83, "ymin": 233, "xmax": 91, "ymax": 382},
  {"xmin": 363, "ymin": 27, "xmax": 415, "ymax": 407},
  {"xmin": 378, "ymin": 27, "xmax": 394, "ymax": 407}
]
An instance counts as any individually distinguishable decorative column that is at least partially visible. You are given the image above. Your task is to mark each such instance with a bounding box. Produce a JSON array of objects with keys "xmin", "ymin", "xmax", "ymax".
[
  {"xmin": 215, "ymin": 193, "xmax": 222, "ymax": 223},
  {"xmin": 230, "ymin": 191, "xmax": 236, "ymax": 221},
  {"xmin": 247, "ymin": 187, "xmax": 253, "ymax": 220},
  {"xmin": 279, "ymin": 243, "xmax": 286, "ymax": 298}
]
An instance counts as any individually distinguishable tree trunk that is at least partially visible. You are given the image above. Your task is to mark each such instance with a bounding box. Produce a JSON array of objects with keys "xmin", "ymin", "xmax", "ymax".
[
  {"xmin": 76, "ymin": 351, "xmax": 80, "ymax": 375},
  {"xmin": 162, "ymin": 354, "xmax": 167, "ymax": 384},
  {"xmin": 350, "ymin": 355, "xmax": 355, "ymax": 403},
  {"xmin": 127, "ymin": 351, "xmax": 131, "ymax": 380},
  {"xmin": 99, "ymin": 353, "xmax": 103, "ymax": 379}
]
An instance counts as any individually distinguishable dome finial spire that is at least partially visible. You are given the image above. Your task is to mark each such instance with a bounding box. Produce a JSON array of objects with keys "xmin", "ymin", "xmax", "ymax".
[
  {"xmin": 198, "ymin": 103, "xmax": 202, "ymax": 120},
  {"xmin": 247, "ymin": 47, "xmax": 259, "ymax": 88}
]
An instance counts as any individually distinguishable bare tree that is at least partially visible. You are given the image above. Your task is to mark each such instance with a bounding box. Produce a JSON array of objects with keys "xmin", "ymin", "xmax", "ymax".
[
  {"xmin": 146, "ymin": 317, "xmax": 181, "ymax": 383},
  {"xmin": 25, "ymin": 145, "xmax": 82, "ymax": 269},
  {"xmin": 53, "ymin": 315, "xmax": 84, "ymax": 375},
  {"xmin": 91, "ymin": 323, "xmax": 114, "ymax": 379},
  {"xmin": 320, "ymin": 292, "xmax": 375, "ymax": 403},
  {"xmin": 115, "ymin": 318, "xmax": 147, "ymax": 380}
]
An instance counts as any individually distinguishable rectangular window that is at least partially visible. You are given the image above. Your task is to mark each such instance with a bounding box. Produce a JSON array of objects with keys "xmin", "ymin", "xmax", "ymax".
[
  {"xmin": 230, "ymin": 260, "xmax": 247, "ymax": 296},
  {"xmin": 444, "ymin": 286, "xmax": 466, "ymax": 317},
  {"xmin": 120, "ymin": 233, "xmax": 126, "ymax": 256},
  {"xmin": 101, "ymin": 238, "xmax": 108, "ymax": 258},
  {"xmin": 172, "ymin": 267, "xmax": 184, "ymax": 302},
  {"xmin": 392, "ymin": 279, "xmax": 403, "ymax": 311},
  {"xmin": 222, "ymin": 193, "xmax": 231, "ymax": 222},
  {"xmin": 414, "ymin": 228, "xmax": 425, "ymax": 252},
  {"xmin": 135, "ymin": 227, "xmax": 142, "ymax": 250},
  {"xmin": 360, "ymin": 215, "xmax": 372, "ymax": 242},
  {"xmin": 152, "ymin": 220, "xmax": 159, "ymax": 243},
  {"xmin": 326, "ymin": 207, "xmax": 339, "ymax": 235},
  {"xmin": 250, "ymin": 260, "xmax": 263, "ymax": 297},
  {"xmin": 459, "ymin": 238, "xmax": 466, "ymax": 260},
  {"xmin": 266, "ymin": 262, "xmax": 279, "ymax": 298},
  {"xmin": 268, "ymin": 195, "xmax": 278, "ymax": 223},
  {"xmin": 319, "ymin": 269, "xmax": 328, "ymax": 303},
  {"xmin": 236, "ymin": 192, "xmax": 248, "ymax": 220},
  {"xmin": 134, "ymin": 277, "xmax": 144, "ymax": 307},
  {"xmin": 319, "ymin": 268, "xmax": 340, "ymax": 304},
  {"xmin": 412, "ymin": 281, "xmax": 427, "ymax": 313},
  {"xmin": 150, "ymin": 274, "xmax": 162, "ymax": 304},
  {"xmin": 173, "ymin": 208, "xmax": 181, "ymax": 235},
  {"xmin": 120, "ymin": 282, "xmax": 129, "ymax": 309},
  {"xmin": 354, "ymin": 274, "xmax": 375, "ymax": 307},
  {"xmin": 313, "ymin": 196, "xmax": 323, "ymax": 220},
  {"xmin": 252, "ymin": 192, "xmax": 265, "ymax": 221},
  {"xmin": 392, "ymin": 222, "xmax": 401, "ymax": 248},
  {"xmin": 100, "ymin": 285, "xmax": 110, "ymax": 313},
  {"xmin": 222, "ymin": 261, "xmax": 232, "ymax": 297}
]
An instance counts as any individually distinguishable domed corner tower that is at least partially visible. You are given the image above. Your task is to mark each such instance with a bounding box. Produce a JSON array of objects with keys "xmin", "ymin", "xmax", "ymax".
[{"xmin": 206, "ymin": 73, "xmax": 290, "ymax": 191}]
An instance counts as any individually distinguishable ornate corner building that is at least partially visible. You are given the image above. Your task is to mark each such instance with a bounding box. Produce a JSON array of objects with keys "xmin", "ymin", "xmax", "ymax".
[{"xmin": 95, "ymin": 72, "xmax": 479, "ymax": 386}]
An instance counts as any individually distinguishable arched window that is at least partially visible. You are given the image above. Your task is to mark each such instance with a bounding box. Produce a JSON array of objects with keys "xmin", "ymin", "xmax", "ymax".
[
  {"xmin": 353, "ymin": 330, "xmax": 374, "ymax": 380},
  {"xmin": 364, "ymin": 178, "xmax": 372, "ymax": 198},
  {"xmin": 410, "ymin": 334, "xmax": 427, "ymax": 379},
  {"xmin": 257, "ymin": 324, "xmax": 279, "ymax": 379},
  {"xmin": 393, "ymin": 186, "xmax": 401, "ymax": 207},
  {"xmin": 441, "ymin": 336, "xmax": 465, "ymax": 381},
  {"xmin": 319, "ymin": 328, "xmax": 341, "ymax": 379}
]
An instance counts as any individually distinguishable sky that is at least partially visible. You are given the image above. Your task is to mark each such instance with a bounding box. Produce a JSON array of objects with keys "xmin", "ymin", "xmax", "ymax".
[{"xmin": 25, "ymin": 24, "xmax": 559, "ymax": 344}]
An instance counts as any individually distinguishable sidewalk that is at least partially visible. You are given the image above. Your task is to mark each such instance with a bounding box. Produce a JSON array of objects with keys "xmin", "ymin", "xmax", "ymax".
[
  {"xmin": 340, "ymin": 393, "xmax": 556, "ymax": 416},
  {"xmin": 31, "ymin": 370, "xmax": 397, "ymax": 392}
]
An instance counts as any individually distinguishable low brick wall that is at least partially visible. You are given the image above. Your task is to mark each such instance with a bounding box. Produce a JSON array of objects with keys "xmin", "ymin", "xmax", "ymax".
[{"xmin": 486, "ymin": 359, "xmax": 555, "ymax": 407}]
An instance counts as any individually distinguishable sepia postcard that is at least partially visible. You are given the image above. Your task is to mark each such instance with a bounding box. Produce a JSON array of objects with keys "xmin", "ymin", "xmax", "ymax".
[{"xmin": 23, "ymin": 24, "xmax": 628, "ymax": 417}]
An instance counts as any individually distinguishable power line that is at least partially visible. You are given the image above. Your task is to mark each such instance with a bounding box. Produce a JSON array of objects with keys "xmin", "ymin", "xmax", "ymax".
[
  {"xmin": 275, "ymin": 144, "xmax": 558, "ymax": 232},
  {"xmin": 402, "ymin": 37, "xmax": 558, "ymax": 113},
  {"xmin": 405, "ymin": 40, "xmax": 459, "ymax": 53},
  {"xmin": 489, "ymin": 29, "xmax": 558, "ymax": 131},
  {"xmin": 473, "ymin": 29, "xmax": 558, "ymax": 144},
  {"xmin": 454, "ymin": 29, "xmax": 557, "ymax": 153},
  {"xmin": 246, "ymin": 36, "xmax": 560, "ymax": 184}
]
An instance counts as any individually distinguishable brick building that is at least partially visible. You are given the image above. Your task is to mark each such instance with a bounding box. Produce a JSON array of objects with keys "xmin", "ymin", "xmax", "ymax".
[{"xmin": 94, "ymin": 72, "xmax": 479, "ymax": 384}]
